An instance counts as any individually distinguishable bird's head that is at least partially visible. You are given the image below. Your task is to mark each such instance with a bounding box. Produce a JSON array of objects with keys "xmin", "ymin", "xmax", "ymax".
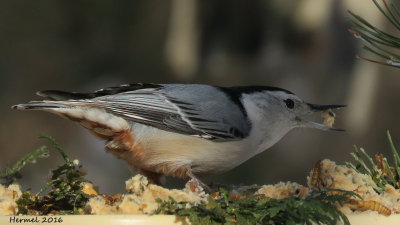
[{"xmin": 240, "ymin": 87, "xmax": 345, "ymax": 137}]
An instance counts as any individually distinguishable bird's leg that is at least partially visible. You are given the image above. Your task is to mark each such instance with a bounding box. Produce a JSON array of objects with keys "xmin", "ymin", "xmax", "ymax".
[{"xmin": 186, "ymin": 169, "xmax": 212, "ymax": 193}]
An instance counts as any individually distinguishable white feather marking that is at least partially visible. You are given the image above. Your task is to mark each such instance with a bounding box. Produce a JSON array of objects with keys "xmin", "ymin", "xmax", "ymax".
[
  {"xmin": 155, "ymin": 93, "xmax": 200, "ymax": 132},
  {"xmin": 108, "ymin": 108, "xmax": 152, "ymax": 121},
  {"xmin": 55, "ymin": 107, "xmax": 129, "ymax": 131}
]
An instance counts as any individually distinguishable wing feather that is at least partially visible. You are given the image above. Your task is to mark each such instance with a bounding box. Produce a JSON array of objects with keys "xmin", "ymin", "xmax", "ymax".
[{"xmin": 88, "ymin": 89, "xmax": 245, "ymax": 141}]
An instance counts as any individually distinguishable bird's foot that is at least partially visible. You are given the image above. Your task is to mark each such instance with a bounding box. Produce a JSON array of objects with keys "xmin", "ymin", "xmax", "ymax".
[{"xmin": 186, "ymin": 171, "xmax": 212, "ymax": 194}]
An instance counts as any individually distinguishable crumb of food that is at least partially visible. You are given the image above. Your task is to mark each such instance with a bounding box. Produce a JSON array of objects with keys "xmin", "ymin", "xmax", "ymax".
[
  {"xmin": 84, "ymin": 163, "xmax": 400, "ymax": 216},
  {"xmin": 0, "ymin": 184, "xmax": 22, "ymax": 215},
  {"xmin": 385, "ymin": 185, "xmax": 400, "ymax": 198},
  {"xmin": 101, "ymin": 193, "xmax": 123, "ymax": 205},
  {"xmin": 85, "ymin": 196, "xmax": 117, "ymax": 214},
  {"xmin": 117, "ymin": 195, "xmax": 142, "ymax": 214},
  {"xmin": 307, "ymin": 159, "xmax": 400, "ymax": 214},
  {"xmin": 322, "ymin": 109, "xmax": 335, "ymax": 127},
  {"xmin": 125, "ymin": 174, "xmax": 148, "ymax": 194},
  {"xmin": 307, "ymin": 159, "xmax": 378, "ymax": 193},
  {"xmin": 256, "ymin": 182, "xmax": 307, "ymax": 199},
  {"xmin": 81, "ymin": 182, "xmax": 98, "ymax": 196},
  {"xmin": 86, "ymin": 174, "xmax": 207, "ymax": 215}
]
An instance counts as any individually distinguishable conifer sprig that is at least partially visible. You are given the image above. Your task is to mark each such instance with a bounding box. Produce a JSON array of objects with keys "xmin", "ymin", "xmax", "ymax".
[{"xmin": 349, "ymin": 0, "xmax": 400, "ymax": 68}]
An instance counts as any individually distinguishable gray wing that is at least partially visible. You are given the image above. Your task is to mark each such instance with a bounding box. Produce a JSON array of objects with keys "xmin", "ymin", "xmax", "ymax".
[{"xmin": 90, "ymin": 84, "xmax": 251, "ymax": 141}]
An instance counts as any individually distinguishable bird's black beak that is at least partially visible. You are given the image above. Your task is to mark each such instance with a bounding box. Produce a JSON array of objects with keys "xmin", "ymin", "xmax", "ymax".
[
  {"xmin": 302, "ymin": 103, "xmax": 346, "ymax": 131},
  {"xmin": 307, "ymin": 103, "xmax": 347, "ymax": 112}
]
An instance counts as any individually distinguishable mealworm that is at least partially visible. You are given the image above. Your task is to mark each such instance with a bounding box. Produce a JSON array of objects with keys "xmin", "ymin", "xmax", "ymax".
[
  {"xmin": 348, "ymin": 199, "xmax": 391, "ymax": 216},
  {"xmin": 310, "ymin": 160, "xmax": 323, "ymax": 190}
]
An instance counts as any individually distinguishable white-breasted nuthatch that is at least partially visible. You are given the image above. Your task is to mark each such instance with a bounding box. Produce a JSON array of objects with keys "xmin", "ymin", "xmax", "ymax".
[{"xmin": 12, "ymin": 83, "xmax": 344, "ymax": 186}]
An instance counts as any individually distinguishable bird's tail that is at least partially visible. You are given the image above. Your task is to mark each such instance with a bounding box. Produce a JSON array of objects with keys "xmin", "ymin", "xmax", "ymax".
[
  {"xmin": 12, "ymin": 88, "xmax": 95, "ymax": 111},
  {"xmin": 12, "ymin": 99, "xmax": 129, "ymax": 139}
]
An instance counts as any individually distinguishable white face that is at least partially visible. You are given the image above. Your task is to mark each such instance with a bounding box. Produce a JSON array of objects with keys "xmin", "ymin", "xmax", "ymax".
[
  {"xmin": 243, "ymin": 91, "xmax": 309, "ymax": 129},
  {"xmin": 266, "ymin": 91, "xmax": 312, "ymax": 127}
]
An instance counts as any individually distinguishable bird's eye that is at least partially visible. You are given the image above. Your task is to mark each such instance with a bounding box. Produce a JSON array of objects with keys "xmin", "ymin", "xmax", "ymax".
[{"xmin": 284, "ymin": 99, "xmax": 294, "ymax": 109}]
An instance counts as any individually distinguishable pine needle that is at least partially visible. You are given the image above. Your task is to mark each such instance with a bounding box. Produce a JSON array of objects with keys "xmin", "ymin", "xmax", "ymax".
[
  {"xmin": 349, "ymin": 0, "xmax": 400, "ymax": 68},
  {"xmin": 347, "ymin": 130, "xmax": 400, "ymax": 191}
]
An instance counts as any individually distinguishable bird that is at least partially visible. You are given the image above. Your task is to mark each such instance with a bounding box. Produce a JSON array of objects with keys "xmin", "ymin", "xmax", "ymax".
[{"xmin": 12, "ymin": 83, "xmax": 345, "ymax": 188}]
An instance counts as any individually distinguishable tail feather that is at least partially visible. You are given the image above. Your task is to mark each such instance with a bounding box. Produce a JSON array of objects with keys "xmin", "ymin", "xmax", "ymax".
[
  {"xmin": 37, "ymin": 90, "xmax": 96, "ymax": 101},
  {"xmin": 12, "ymin": 100, "xmax": 131, "ymax": 135},
  {"xmin": 11, "ymin": 101, "xmax": 70, "ymax": 110},
  {"xmin": 36, "ymin": 83, "xmax": 162, "ymax": 101}
]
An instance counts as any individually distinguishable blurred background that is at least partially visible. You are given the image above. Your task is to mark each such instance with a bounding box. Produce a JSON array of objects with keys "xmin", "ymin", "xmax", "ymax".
[{"xmin": 1, "ymin": 0, "xmax": 400, "ymax": 193}]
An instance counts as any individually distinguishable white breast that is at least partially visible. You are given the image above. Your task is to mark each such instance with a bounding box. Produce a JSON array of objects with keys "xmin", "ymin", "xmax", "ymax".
[{"xmin": 129, "ymin": 122, "xmax": 256, "ymax": 175}]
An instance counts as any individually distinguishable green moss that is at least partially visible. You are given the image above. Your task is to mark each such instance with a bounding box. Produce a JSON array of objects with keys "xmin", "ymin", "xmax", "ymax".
[
  {"xmin": 155, "ymin": 188, "xmax": 354, "ymax": 225},
  {"xmin": 12, "ymin": 134, "xmax": 91, "ymax": 215},
  {"xmin": 1, "ymin": 145, "xmax": 49, "ymax": 186}
]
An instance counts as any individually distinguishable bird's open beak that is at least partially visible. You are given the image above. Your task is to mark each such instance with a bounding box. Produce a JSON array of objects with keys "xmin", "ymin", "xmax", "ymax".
[
  {"xmin": 307, "ymin": 104, "xmax": 346, "ymax": 112},
  {"xmin": 302, "ymin": 104, "xmax": 346, "ymax": 131}
]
